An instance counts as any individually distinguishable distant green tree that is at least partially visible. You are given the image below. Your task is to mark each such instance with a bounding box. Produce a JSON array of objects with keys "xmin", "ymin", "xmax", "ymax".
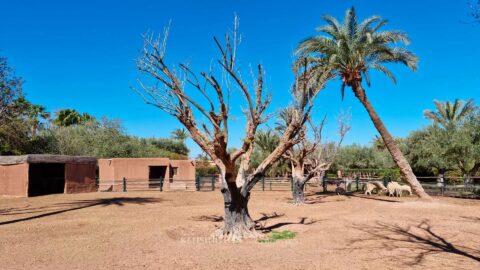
[
  {"xmin": 250, "ymin": 129, "xmax": 288, "ymax": 177},
  {"xmin": 406, "ymin": 126, "xmax": 452, "ymax": 175},
  {"xmin": 53, "ymin": 109, "xmax": 94, "ymax": 127},
  {"xmin": 0, "ymin": 56, "xmax": 42, "ymax": 154},
  {"xmin": 14, "ymin": 97, "xmax": 50, "ymax": 136},
  {"xmin": 0, "ymin": 56, "xmax": 23, "ymax": 122},
  {"xmin": 407, "ymin": 100, "xmax": 480, "ymax": 176},
  {"xmin": 423, "ymin": 99, "xmax": 477, "ymax": 129},
  {"xmin": 170, "ymin": 128, "xmax": 189, "ymax": 142},
  {"xmin": 332, "ymin": 144, "xmax": 394, "ymax": 170},
  {"xmin": 149, "ymin": 138, "xmax": 189, "ymax": 156},
  {"xmin": 39, "ymin": 118, "xmax": 189, "ymax": 159}
]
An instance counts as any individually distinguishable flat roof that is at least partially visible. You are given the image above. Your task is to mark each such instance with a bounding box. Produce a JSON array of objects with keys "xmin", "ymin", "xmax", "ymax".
[
  {"xmin": 98, "ymin": 157, "xmax": 171, "ymax": 161},
  {"xmin": 0, "ymin": 155, "xmax": 97, "ymax": 165}
]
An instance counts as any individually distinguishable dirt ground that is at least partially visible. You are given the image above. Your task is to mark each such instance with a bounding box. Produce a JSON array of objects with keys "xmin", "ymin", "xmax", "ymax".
[{"xmin": 0, "ymin": 190, "xmax": 479, "ymax": 270}]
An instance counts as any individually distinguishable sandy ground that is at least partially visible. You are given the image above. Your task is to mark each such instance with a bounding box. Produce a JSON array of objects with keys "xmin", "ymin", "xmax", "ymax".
[{"xmin": 0, "ymin": 190, "xmax": 479, "ymax": 270}]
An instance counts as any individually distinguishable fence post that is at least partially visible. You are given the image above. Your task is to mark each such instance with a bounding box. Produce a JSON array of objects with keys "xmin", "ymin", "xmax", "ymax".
[
  {"xmin": 160, "ymin": 177, "xmax": 164, "ymax": 192},
  {"xmin": 262, "ymin": 176, "xmax": 265, "ymax": 191},
  {"xmin": 290, "ymin": 176, "xmax": 293, "ymax": 191},
  {"xmin": 437, "ymin": 174, "xmax": 445, "ymax": 196},
  {"xmin": 356, "ymin": 176, "xmax": 360, "ymax": 192},
  {"xmin": 123, "ymin": 177, "xmax": 126, "ymax": 192},
  {"xmin": 322, "ymin": 175, "xmax": 327, "ymax": 193},
  {"xmin": 442, "ymin": 176, "xmax": 445, "ymax": 196},
  {"xmin": 195, "ymin": 176, "xmax": 200, "ymax": 191},
  {"xmin": 211, "ymin": 176, "xmax": 215, "ymax": 191}
]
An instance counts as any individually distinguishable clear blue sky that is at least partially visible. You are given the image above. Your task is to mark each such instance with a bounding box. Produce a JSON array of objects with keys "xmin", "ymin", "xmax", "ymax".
[{"xmin": 1, "ymin": 0, "xmax": 479, "ymax": 158}]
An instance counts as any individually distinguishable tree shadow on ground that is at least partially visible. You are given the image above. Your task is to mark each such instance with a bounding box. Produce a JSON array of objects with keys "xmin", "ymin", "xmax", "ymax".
[
  {"xmin": 191, "ymin": 214, "xmax": 224, "ymax": 222},
  {"xmin": 348, "ymin": 193, "xmax": 402, "ymax": 203},
  {"xmin": 461, "ymin": 216, "xmax": 480, "ymax": 223},
  {"xmin": 258, "ymin": 217, "xmax": 317, "ymax": 233},
  {"xmin": 0, "ymin": 204, "xmax": 74, "ymax": 216},
  {"xmin": 303, "ymin": 192, "xmax": 400, "ymax": 204},
  {"xmin": 256, "ymin": 212, "xmax": 285, "ymax": 222},
  {"xmin": 190, "ymin": 212, "xmax": 315, "ymax": 234},
  {"xmin": 349, "ymin": 219, "xmax": 480, "ymax": 265},
  {"xmin": 303, "ymin": 192, "xmax": 351, "ymax": 204},
  {"xmin": 191, "ymin": 212, "xmax": 285, "ymax": 223},
  {"xmin": 0, "ymin": 197, "xmax": 162, "ymax": 226}
]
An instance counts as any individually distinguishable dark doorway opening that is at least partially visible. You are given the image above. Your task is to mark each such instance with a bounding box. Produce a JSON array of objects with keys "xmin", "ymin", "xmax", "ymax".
[
  {"xmin": 28, "ymin": 163, "xmax": 65, "ymax": 197},
  {"xmin": 149, "ymin": 166, "xmax": 166, "ymax": 188}
]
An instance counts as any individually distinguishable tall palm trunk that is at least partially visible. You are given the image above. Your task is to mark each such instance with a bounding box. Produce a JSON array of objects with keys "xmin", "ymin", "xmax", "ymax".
[{"xmin": 352, "ymin": 83, "xmax": 432, "ymax": 201}]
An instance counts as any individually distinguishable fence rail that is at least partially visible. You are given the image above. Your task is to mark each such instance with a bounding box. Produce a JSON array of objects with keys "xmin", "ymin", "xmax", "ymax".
[{"xmin": 96, "ymin": 175, "xmax": 480, "ymax": 198}]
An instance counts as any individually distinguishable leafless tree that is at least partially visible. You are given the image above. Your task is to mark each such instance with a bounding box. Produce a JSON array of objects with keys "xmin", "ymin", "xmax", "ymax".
[
  {"xmin": 282, "ymin": 111, "xmax": 350, "ymax": 204},
  {"xmin": 135, "ymin": 18, "xmax": 331, "ymax": 240}
]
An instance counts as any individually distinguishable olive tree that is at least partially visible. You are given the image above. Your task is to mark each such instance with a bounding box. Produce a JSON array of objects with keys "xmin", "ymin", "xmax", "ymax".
[
  {"xmin": 135, "ymin": 20, "xmax": 330, "ymax": 240},
  {"xmin": 283, "ymin": 113, "xmax": 350, "ymax": 204}
]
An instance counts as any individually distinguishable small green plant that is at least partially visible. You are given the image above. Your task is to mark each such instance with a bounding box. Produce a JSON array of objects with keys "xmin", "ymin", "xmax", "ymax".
[
  {"xmin": 257, "ymin": 230, "xmax": 296, "ymax": 243},
  {"xmin": 257, "ymin": 238, "xmax": 276, "ymax": 243},
  {"xmin": 271, "ymin": 230, "xmax": 296, "ymax": 240}
]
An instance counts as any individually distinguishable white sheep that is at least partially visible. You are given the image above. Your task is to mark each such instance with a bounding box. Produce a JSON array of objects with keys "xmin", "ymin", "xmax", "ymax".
[
  {"xmin": 397, "ymin": 184, "xmax": 412, "ymax": 196},
  {"xmin": 364, "ymin": 181, "xmax": 387, "ymax": 195},
  {"xmin": 364, "ymin": 182, "xmax": 376, "ymax": 195},
  {"xmin": 387, "ymin": 182, "xmax": 401, "ymax": 197}
]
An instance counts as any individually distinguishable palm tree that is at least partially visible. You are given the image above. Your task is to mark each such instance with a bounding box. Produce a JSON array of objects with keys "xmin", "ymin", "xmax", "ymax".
[
  {"xmin": 254, "ymin": 129, "xmax": 288, "ymax": 177},
  {"xmin": 423, "ymin": 99, "xmax": 477, "ymax": 129},
  {"xmin": 53, "ymin": 109, "xmax": 93, "ymax": 127},
  {"xmin": 255, "ymin": 129, "xmax": 280, "ymax": 154},
  {"xmin": 372, "ymin": 135, "xmax": 386, "ymax": 151},
  {"xmin": 13, "ymin": 98, "xmax": 50, "ymax": 136},
  {"xmin": 297, "ymin": 7, "xmax": 431, "ymax": 199},
  {"xmin": 170, "ymin": 128, "xmax": 189, "ymax": 142},
  {"xmin": 27, "ymin": 104, "xmax": 50, "ymax": 136}
]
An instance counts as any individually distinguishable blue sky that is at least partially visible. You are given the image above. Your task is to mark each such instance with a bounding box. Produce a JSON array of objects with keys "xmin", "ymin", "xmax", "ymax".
[{"xmin": 1, "ymin": 0, "xmax": 479, "ymax": 158}]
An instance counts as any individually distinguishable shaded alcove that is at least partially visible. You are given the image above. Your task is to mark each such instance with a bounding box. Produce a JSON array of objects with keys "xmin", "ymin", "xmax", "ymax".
[
  {"xmin": 148, "ymin": 166, "xmax": 167, "ymax": 188},
  {"xmin": 28, "ymin": 163, "xmax": 66, "ymax": 197}
]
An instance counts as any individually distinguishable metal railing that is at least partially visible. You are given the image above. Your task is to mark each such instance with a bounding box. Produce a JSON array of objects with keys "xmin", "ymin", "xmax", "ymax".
[
  {"xmin": 97, "ymin": 177, "xmax": 198, "ymax": 192},
  {"xmin": 96, "ymin": 175, "xmax": 480, "ymax": 198}
]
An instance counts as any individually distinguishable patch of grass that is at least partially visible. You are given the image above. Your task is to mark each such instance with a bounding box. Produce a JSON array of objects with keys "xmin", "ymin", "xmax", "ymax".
[
  {"xmin": 271, "ymin": 230, "xmax": 296, "ymax": 240},
  {"xmin": 257, "ymin": 238, "xmax": 276, "ymax": 243},
  {"xmin": 258, "ymin": 230, "xmax": 296, "ymax": 243}
]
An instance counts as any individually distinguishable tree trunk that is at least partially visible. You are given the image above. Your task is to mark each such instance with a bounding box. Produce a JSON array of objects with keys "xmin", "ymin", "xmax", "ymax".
[
  {"xmin": 352, "ymin": 84, "xmax": 432, "ymax": 201},
  {"xmin": 292, "ymin": 177, "xmax": 306, "ymax": 204},
  {"xmin": 215, "ymin": 171, "xmax": 259, "ymax": 241},
  {"xmin": 291, "ymin": 165, "xmax": 306, "ymax": 204}
]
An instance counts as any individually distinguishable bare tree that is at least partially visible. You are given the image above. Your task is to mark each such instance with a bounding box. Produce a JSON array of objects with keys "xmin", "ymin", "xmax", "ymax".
[
  {"xmin": 135, "ymin": 18, "xmax": 331, "ymax": 240},
  {"xmin": 283, "ymin": 111, "xmax": 350, "ymax": 204}
]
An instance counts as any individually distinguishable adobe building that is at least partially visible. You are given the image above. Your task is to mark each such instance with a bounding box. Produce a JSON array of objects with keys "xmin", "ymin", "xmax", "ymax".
[
  {"xmin": 0, "ymin": 155, "xmax": 97, "ymax": 197},
  {"xmin": 98, "ymin": 158, "xmax": 196, "ymax": 191}
]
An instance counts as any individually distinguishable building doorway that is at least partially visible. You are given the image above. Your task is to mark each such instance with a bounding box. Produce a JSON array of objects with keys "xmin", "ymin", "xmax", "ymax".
[
  {"xmin": 28, "ymin": 163, "xmax": 65, "ymax": 196},
  {"xmin": 149, "ymin": 166, "xmax": 167, "ymax": 188}
]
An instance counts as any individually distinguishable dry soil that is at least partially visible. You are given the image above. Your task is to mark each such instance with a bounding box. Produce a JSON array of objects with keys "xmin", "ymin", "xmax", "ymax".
[{"xmin": 0, "ymin": 190, "xmax": 479, "ymax": 269}]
